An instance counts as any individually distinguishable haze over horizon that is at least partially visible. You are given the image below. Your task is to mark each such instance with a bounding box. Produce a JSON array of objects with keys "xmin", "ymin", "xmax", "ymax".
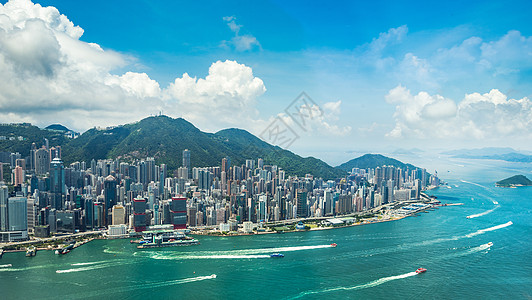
[{"xmin": 1, "ymin": 0, "xmax": 531, "ymax": 164}]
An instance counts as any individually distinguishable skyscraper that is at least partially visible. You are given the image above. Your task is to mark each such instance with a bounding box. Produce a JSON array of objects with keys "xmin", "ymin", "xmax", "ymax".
[
  {"xmin": 104, "ymin": 175, "xmax": 118, "ymax": 211},
  {"xmin": 34, "ymin": 147, "xmax": 50, "ymax": 175},
  {"xmin": 170, "ymin": 197, "xmax": 187, "ymax": 229},
  {"xmin": 49, "ymin": 157, "xmax": 65, "ymax": 210},
  {"xmin": 0, "ymin": 183, "xmax": 8, "ymax": 231},
  {"xmin": 182, "ymin": 149, "xmax": 190, "ymax": 175}
]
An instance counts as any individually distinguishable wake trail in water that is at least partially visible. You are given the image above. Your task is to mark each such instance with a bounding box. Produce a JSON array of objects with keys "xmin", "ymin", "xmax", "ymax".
[
  {"xmin": 57, "ymin": 260, "xmax": 127, "ymax": 274},
  {"xmin": 466, "ymin": 221, "xmax": 513, "ymax": 238},
  {"xmin": 144, "ymin": 244, "xmax": 334, "ymax": 260},
  {"xmin": 0, "ymin": 264, "xmax": 12, "ymax": 268},
  {"xmin": 71, "ymin": 260, "xmax": 109, "ymax": 266},
  {"xmin": 460, "ymin": 179, "xmax": 488, "ymax": 190},
  {"xmin": 467, "ymin": 205, "xmax": 500, "ymax": 219},
  {"xmin": 291, "ymin": 272, "xmax": 418, "ymax": 298}
]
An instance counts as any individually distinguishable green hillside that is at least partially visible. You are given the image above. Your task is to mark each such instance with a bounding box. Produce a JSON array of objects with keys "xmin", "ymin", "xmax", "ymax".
[
  {"xmin": 496, "ymin": 175, "xmax": 532, "ymax": 187},
  {"xmin": 336, "ymin": 153, "xmax": 419, "ymax": 172},
  {"xmin": 1, "ymin": 116, "xmax": 345, "ymax": 179},
  {"xmin": 0, "ymin": 123, "xmax": 69, "ymax": 154}
]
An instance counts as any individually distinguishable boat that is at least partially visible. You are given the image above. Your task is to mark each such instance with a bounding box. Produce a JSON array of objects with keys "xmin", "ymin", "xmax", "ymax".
[
  {"xmin": 25, "ymin": 246, "xmax": 37, "ymax": 257},
  {"xmin": 56, "ymin": 243, "xmax": 75, "ymax": 255},
  {"xmin": 416, "ymin": 268, "xmax": 427, "ymax": 274},
  {"xmin": 330, "ymin": 243, "xmax": 337, "ymax": 247},
  {"xmin": 137, "ymin": 234, "xmax": 199, "ymax": 249},
  {"xmin": 487, "ymin": 242, "xmax": 493, "ymax": 247},
  {"xmin": 210, "ymin": 274, "xmax": 217, "ymax": 278},
  {"xmin": 0, "ymin": 249, "xmax": 4, "ymax": 259},
  {"xmin": 270, "ymin": 253, "xmax": 284, "ymax": 258}
]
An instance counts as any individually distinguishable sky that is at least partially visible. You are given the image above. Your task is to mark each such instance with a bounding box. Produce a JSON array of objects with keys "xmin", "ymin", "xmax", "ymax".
[{"xmin": 0, "ymin": 0, "xmax": 531, "ymax": 165}]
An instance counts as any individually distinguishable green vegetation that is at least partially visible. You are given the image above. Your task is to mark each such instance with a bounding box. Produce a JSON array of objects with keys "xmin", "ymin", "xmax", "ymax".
[
  {"xmin": 0, "ymin": 123, "xmax": 69, "ymax": 154},
  {"xmin": 496, "ymin": 175, "xmax": 532, "ymax": 187},
  {"xmin": 336, "ymin": 153, "xmax": 419, "ymax": 172},
  {"xmin": 0, "ymin": 116, "xmax": 345, "ymax": 179}
]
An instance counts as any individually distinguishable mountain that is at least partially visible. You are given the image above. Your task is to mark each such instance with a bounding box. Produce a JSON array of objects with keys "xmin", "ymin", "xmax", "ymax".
[
  {"xmin": 0, "ymin": 123, "xmax": 70, "ymax": 154},
  {"xmin": 496, "ymin": 175, "xmax": 532, "ymax": 187},
  {"xmin": 442, "ymin": 147, "xmax": 532, "ymax": 163},
  {"xmin": 45, "ymin": 124, "xmax": 71, "ymax": 132},
  {"xmin": 336, "ymin": 154, "xmax": 419, "ymax": 172},
  {"xmin": 57, "ymin": 115, "xmax": 345, "ymax": 179}
]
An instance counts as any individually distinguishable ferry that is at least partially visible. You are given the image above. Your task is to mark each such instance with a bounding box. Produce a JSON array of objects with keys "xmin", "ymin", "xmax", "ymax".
[
  {"xmin": 270, "ymin": 253, "xmax": 284, "ymax": 258},
  {"xmin": 25, "ymin": 246, "xmax": 37, "ymax": 257},
  {"xmin": 330, "ymin": 243, "xmax": 337, "ymax": 247},
  {"xmin": 137, "ymin": 234, "xmax": 199, "ymax": 249},
  {"xmin": 55, "ymin": 243, "xmax": 74, "ymax": 255},
  {"xmin": 416, "ymin": 268, "xmax": 427, "ymax": 274}
]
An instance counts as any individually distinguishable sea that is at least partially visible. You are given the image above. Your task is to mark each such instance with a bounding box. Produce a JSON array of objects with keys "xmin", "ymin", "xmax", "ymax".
[{"xmin": 1, "ymin": 155, "xmax": 531, "ymax": 299}]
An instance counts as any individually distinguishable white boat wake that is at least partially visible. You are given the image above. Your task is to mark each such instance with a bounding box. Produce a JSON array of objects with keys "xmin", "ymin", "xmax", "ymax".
[
  {"xmin": 466, "ymin": 205, "xmax": 500, "ymax": 219},
  {"xmin": 291, "ymin": 271, "xmax": 418, "ymax": 298},
  {"xmin": 466, "ymin": 221, "xmax": 513, "ymax": 238},
  {"xmin": 145, "ymin": 244, "xmax": 334, "ymax": 260}
]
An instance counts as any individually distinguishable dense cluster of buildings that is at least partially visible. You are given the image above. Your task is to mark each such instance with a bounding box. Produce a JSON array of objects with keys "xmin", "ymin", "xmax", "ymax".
[{"xmin": 0, "ymin": 139, "xmax": 439, "ymax": 242}]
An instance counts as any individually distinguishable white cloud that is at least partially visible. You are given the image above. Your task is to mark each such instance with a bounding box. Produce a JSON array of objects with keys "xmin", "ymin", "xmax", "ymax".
[
  {"xmin": 165, "ymin": 60, "xmax": 266, "ymax": 129},
  {"xmin": 222, "ymin": 16, "xmax": 260, "ymax": 51},
  {"xmin": 386, "ymin": 85, "xmax": 532, "ymax": 141},
  {"xmin": 0, "ymin": 1, "xmax": 269, "ymax": 133}
]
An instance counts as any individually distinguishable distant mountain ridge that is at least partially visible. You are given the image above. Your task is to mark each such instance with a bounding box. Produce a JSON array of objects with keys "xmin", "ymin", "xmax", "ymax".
[
  {"xmin": 336, "ymin": 153, "xmax": 419, "ymax": 172},
  {"xmin": 442, "ymin": 147, "xmax": 532, "ymax": 163}
]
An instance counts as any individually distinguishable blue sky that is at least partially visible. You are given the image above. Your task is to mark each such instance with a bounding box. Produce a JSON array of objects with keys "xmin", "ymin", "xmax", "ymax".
[{"xmin": 1, "ymin": 0, "xmax": 532, "ymax": 164}]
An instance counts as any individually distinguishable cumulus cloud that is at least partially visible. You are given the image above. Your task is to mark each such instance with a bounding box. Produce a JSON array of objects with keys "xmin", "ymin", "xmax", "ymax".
[
  {"xmin": 0, "ymin": 0, "xmax": 268, "ymax": 133},
  {"xmin": 222, "ymin": 16, "xmax": 260, "ymax": 51},
  {"xmin": 165, "ymin": 60, "xmax": 266, "ymax": 129},
  {"xmin": 385, "ymin": 85, "xmax": 532, "ymax": 141}
]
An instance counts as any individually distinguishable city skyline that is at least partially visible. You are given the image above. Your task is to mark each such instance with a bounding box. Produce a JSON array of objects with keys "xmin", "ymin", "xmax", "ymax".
[{"xmin": 0, "ymin": 0, "xmax": 531, "ymax": 164}]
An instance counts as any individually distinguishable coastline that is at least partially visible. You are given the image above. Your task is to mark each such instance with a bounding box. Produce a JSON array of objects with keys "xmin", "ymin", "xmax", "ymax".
[{"xmin": 189, "ymin": 197, "xmax": 443, "ymax": 237}]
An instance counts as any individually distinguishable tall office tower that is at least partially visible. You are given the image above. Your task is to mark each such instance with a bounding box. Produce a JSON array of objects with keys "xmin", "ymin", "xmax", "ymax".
[
  {"xmin": 182, "ymin": 149, "xmax": 190, "ymax": 175},
  {"xmin": 34, "ymin": 147, "xmax": 50, "ymax": 175},
  {"xmin": 133, "ymin": 197, "xmax": 147, "ymax": 232},
  {"xmin": 112, "ymin": 204, "xmax": 126, "ymax": 225},
  {"xmin": 258, "ymin": 158, "xmax": 264, "ymax": 169},
  {"xmin": 222, "ymin": 157, "xmax": 228, "ymax": 174},
  {"xmin": 29, "ymin": 143, "xmax": 37, "ymax": 171},
  {"xmin": 8, "ymin": 196, "xmax": 28, "ymax": 240},
  {"xmin": 146, "ymin": 157, "xmax": 155, "ymax": 183},
  {"xmin": 13, "ymin": 166, "xmax": 24, "ymax": 186},
  {"xmin": 0, "ymin": 162, "xmax": 3, "ymax": 183},
  {"xmin": 0, "ymin": 183, "xmax": 8, "ymax": 231},
  {"xmin": 387, "ymin": 179, "xmax": 395, "ymax": 203},
  {"xmin": 380, "ymin": 181, "xmax": 389, "ymax": 205},
  {"xmin": 170, "ymin": 197, "xmax": 187, "ymax": 229},
  {"xmin": 296, "ymin": 190, "xmax": 308, "ymax": 218},
  {"xmin": 49, "ymin": 158, "xmax": 65, "ymax": 210},
  {"xmin": 138, "ymin": 160, "xmax": 147, "ymax": 187},
  {"xmin": 104, "ymin": 175, "xmax": 118, "ymax": 210}
]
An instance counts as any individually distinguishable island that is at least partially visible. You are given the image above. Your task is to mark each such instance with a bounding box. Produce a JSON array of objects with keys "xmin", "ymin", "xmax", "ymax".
[{"xmin": 496, "ymin": 175, "xmax": 532, "ymax": 187}]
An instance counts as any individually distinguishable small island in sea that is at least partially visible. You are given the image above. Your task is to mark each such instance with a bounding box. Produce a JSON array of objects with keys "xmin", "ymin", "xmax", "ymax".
[{"xmin": 496, "ymin": 175, "xmax": 532, "ymax": 187}]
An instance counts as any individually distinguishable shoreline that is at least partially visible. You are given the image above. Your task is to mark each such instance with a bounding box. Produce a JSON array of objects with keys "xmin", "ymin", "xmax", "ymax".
[{"xmin": 189, "ymin": 198, "xmax": 443, "ymax": 237}]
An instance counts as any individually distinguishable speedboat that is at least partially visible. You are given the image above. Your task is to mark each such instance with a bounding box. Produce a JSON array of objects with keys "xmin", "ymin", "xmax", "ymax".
[
  {"xmin": 330, "ymin": 243, "xmax": 337, "ymax": 247},
  {"xmin": 487, "ymin": 242, "xmax": 493, "ymax": 247},
  {"xmin": 270, "ymin": 253, "xmax": 284, "ymax": 258},
  {"xmin": 416, "ymin": 268, "xmax": 427, "ymax": 274}
]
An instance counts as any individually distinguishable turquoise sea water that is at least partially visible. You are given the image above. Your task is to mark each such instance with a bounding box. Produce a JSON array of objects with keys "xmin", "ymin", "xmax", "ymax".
[{"xmin": 1, "ymin": 156, "xmax": 531, "ymax": 299}]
